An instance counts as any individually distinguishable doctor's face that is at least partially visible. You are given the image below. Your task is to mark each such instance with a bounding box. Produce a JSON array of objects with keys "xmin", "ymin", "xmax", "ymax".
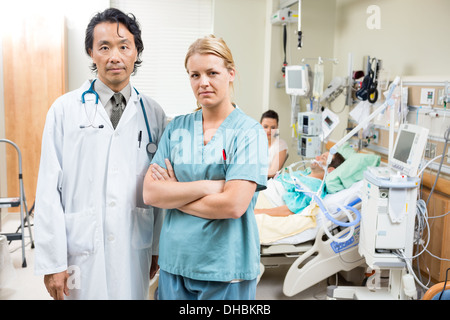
[{"xmin": 89, "ymin": 22, "xmax": 138, "ymax": 92}]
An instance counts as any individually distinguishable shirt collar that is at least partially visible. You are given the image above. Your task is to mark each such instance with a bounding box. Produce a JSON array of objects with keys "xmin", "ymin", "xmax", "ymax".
[{"xmin": 94, "ymin": 78, "xmax": 131, "ymax": 107}]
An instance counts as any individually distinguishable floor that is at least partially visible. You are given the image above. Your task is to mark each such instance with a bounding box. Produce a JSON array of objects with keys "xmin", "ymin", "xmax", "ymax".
[{"xmin": 0, "ymin": 213, "xmax": 328, "ymax": 300}]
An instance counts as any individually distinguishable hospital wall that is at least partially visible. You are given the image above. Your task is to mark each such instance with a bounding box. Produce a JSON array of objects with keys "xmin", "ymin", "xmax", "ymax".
[
  {"xmin": 213, "ymin": 0, "xmax": 270, "ymax": 122},
  {"xmin": 330, "ymin": 0, "xmax": 450, "ymax": 143}
]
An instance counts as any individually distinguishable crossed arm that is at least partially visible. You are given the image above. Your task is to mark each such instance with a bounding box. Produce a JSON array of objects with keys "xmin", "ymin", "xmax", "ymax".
[{"xmin": 143, "ymin": 159, "xmax": 257, "ymax": 220}]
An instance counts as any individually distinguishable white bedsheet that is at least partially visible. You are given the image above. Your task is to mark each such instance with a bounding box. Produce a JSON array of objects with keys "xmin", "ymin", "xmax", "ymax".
[{"xmin": 256, "ymin": 180, "xmax": 363, "ymax": 245}]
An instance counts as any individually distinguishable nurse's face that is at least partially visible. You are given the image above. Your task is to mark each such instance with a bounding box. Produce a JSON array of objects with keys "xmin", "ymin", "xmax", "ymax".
[
  {"xmin": 186, "ymin": 53, "xmax": 235, "ymax": 109},
  {"xmin": 89, "ymin": 22, "xmax": 138, "ymax": 92},
  {"xmin": 261, "ymin": 117, "xmax": 278, "ymax": 142}
]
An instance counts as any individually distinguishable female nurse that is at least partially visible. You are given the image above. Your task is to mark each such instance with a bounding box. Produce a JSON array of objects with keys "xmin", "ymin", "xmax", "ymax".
[
  {"xmin": 143, "ymin": 35, "xmax": 268, "ymax": 300},
  {"xmin": 260, "ymin": 110, "xmax": 288, "ymax": 178}
]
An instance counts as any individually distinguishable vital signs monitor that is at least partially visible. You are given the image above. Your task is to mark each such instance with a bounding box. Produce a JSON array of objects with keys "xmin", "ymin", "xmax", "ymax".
[
  {"xmin": 285, "ymin": 65, "xmax": 310, "ymax": 96},
  {"xmin": 389, "ymin": 123, "xmax": 429, "ymax": 177}
]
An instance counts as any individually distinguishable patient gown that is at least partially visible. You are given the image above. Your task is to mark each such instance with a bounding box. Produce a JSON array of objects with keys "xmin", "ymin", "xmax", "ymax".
[{"xmin": 276, "ymin": 169, "xmax": 325, "ymax": 214}]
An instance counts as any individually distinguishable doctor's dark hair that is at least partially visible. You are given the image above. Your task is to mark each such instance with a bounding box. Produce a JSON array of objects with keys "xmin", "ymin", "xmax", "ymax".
[{"xmin": 85, "ymin": 8, "xmax": 144, "ymax": 74}]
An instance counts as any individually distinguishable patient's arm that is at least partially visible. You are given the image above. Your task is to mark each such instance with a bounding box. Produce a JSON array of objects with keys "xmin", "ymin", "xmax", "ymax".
[
  {"xmin": 254, "ymin": 205, "xmax": 294, "ymax": 217},
  {"xmin": 143, "ymin": 160, "xmax": 224, "ymax": 209}
]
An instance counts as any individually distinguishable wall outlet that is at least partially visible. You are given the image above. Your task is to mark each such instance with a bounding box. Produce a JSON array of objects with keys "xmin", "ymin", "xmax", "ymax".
[{"xmin": 420, "ymin": 88, "xmax": 435, "ymax": 105}]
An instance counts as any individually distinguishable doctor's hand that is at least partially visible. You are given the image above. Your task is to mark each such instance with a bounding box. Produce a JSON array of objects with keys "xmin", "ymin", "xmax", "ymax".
[
  {"xmin": 150, "ymin": 255, "xmax": 159, "ymax": 280},
  {"xmin": 149, "ymin": 159, "xmax": 177, "ymax": 182},
  {"xmin": 44, "ymin": 270, "xmax": 69, "ymax": 300}
]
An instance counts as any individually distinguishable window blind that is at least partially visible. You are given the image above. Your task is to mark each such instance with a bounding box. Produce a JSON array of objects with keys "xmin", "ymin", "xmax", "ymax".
[{"xmin": 110, "ymin": 0, "xmax": 214, "ymax": 117}]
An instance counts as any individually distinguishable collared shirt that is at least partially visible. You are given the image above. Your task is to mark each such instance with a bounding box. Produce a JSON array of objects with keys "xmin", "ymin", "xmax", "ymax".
[{"xmin": 93, "ymin": 78, "xmax": 131, "ymax": 117}]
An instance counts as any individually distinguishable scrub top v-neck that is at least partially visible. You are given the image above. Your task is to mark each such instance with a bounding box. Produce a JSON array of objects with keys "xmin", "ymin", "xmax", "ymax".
[{"xmin": 151, "ymin": 107, "xmax": 268, "ymax": 281}]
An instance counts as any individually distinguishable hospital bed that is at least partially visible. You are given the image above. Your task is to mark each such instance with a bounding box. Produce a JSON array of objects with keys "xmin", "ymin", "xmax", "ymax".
[{"xmin": 256, "ymin": 149, "xmax": 380, "ymax": 297}]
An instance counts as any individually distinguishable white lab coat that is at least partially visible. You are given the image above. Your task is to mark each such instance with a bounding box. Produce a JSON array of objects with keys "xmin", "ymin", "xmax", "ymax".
[{"xmin": 34, "ymin": 80, "xmax": 166, "ymax": 300}]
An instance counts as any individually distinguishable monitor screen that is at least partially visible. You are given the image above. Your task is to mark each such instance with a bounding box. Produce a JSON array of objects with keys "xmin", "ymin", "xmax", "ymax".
[
  {"xmin": 287, "ymin": 69, "xmax": 303, "ymax": 89},
  {"xmin": 285, "ymin": 65, "xmax": 309, "ymax": 96},
  {"xmin": 389, "ymin": 123, "xmax": 429, "ymax": 177},
  {"xmin": 393, "ymin": 130, "xmax": 415, "ymax": 163}
]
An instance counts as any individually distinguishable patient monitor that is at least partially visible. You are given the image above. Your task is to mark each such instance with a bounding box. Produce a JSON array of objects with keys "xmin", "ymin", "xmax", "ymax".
[
  {"xmin": 360, "ymin": 124, "xmax": 428, "ymax": 265},
  {"xmin": 389, "ymin": 124, "xmax": 429, "ymax": 177},
  {"xmin": 354, "ymin": 124, "xmax": 428, "ymax": 300},
  {"xmin": 331, "ymin": 124, "xmax": 429, "ymax": 299},
  {"xmin": 285, "ymin": 65, "xmax": 310, "ymax": 96}
]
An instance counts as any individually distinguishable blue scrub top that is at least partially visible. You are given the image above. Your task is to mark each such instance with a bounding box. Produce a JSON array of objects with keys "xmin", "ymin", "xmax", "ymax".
[{"xmin": 152, "ymin": 108, "xmax": 268, "ymax": 282}]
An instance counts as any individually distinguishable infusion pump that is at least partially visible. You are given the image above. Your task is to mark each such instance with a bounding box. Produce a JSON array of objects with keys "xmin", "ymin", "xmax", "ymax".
[
  {"xmin": 297, "ymin": 112, "xmax": 321, "ymax": 158},
  {"xmin": 298, "ymin": 112, "xmax": 321, "ymax": 135},
  {"xmin": 298, "ymin": 135, "xmax": 321, "ymax": 158}
]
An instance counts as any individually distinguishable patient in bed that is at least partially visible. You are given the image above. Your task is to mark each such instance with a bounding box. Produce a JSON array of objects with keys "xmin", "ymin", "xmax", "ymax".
[{"xmin": 255, "ymin": 152, "xmax": 345, "ymax": 217}]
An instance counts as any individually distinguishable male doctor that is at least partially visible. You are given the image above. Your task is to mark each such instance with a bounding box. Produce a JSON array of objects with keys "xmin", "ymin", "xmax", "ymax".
[{"xmin": 34, "ymin": 8, "xmax": 166, "ymax": 300}]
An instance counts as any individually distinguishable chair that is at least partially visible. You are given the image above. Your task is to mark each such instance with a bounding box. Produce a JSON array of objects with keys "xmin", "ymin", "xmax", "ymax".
[
  {"xmin": 0, "ymin": 139, "xmax": 34, "ymax": 267},
  {"xmin": 422, "ymin": 283, "xmax": 450, "ymax": 300}
]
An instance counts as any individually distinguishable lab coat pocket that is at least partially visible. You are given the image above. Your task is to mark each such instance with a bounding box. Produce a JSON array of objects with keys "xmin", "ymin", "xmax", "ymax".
[
  {"xmin": 64, "ymin": 210, "xmax": 97, "ymax": 257},
  {"xmin": 132, "ymin": 207, "xmax": 154, "ymax": 250}
]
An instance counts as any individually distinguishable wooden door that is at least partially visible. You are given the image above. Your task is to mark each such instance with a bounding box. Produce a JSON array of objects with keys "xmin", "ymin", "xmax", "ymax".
[{"xmin": 2, "ymin": 14, "xmax": 67, "ymax": 210}]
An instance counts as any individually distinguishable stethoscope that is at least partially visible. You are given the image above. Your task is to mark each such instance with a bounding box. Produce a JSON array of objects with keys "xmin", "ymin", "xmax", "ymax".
[{"xmin": 80, "ymin": 79, "xmax": 157, "ymax": 158}]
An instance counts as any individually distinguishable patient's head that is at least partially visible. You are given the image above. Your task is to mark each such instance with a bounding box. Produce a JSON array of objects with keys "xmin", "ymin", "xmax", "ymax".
[{"xmin": 310, "ymin": 151, "xmax": 345, "ymax": 179}]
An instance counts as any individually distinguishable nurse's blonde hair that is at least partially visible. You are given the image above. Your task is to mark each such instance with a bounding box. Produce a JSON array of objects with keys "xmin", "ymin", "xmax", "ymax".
[{"xmin": 184, "ymin": 35, "xmax": 236, "ymax": 110}]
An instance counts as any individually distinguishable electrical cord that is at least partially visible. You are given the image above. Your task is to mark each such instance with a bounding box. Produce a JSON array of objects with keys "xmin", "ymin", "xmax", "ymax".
[
  {"xmin": 438, "ymin": 267, "xmax": 450, "ymax": 300},
  {"xmin": 426, "ymin": 127, "xmax": 450, "ymax": 206},
  {"xmin": 281, "ymin": 23, "xmax": 288, "ymax": 77}
]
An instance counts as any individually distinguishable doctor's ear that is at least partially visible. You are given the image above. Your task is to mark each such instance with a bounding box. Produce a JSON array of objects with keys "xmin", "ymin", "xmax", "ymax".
[{"xmin": 327, "ymin": 167, "xmax": 335, "ymax": 173}]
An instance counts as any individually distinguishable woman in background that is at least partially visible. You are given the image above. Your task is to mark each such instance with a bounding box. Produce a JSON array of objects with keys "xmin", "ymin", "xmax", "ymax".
[{"xmin": 260, "ymin": 110, "xmax": 288, "ymax": 178}]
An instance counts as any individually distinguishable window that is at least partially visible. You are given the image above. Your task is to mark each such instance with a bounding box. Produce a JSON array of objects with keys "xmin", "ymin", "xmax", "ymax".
[{"xmin": 110, "ymin": 0, "xmax": 214, "ymax": 117}]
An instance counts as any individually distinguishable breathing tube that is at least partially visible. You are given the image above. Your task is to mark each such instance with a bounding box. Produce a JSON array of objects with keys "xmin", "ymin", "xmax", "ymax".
[{"xmin": 289, "ymin": 161, "xmax": 362, "ymax": 243}]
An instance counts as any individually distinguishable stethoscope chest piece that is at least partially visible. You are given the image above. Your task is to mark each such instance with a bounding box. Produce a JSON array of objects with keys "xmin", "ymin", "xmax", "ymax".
[{"xmin": 146, "ymin": 142, "xmax": 157, "ymax": 157}]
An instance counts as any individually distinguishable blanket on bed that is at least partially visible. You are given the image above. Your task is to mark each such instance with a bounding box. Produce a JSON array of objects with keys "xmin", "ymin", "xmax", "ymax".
[{"xmin": 255, "ymin": 198, "xmax": 318, "ymax": 244}]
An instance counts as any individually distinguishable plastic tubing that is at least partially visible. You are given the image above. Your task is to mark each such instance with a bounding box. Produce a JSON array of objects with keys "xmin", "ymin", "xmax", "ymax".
[
  {"xmin": 289, "ymin": 165, "xmax": 362, "ymax": 242},
  {"xmin": 313, "ymin": 194, "xmax": 361, "ymax": 228}
]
